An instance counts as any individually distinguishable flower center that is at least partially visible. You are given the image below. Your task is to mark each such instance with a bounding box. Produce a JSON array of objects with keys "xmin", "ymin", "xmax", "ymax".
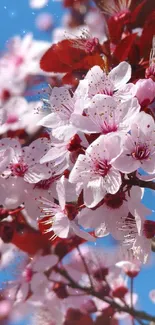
[
  {"xmin": 13, "ymin": 55, "xmax": 24, "ymax": 67},
  {"xmin": 10, "ymin": 161, "xmax": 28, "ymax": 177},
  {"xmin": 6, "ymin": 115, "xmax": 18, "ymax": 124},
  {"xmin": 94, "ymin": 159, "xmax": 111, "ymax": 177},
  {"xmin": 131, "ymin": 144, "xmax": 150, "ymax": 160},
  {"xmin": 22, "ymin": 267, "xmax": 33, "ymax": 282},
  {"xmin": 101, "ymin": 120, "xmax": 118, "ymax": 134}
]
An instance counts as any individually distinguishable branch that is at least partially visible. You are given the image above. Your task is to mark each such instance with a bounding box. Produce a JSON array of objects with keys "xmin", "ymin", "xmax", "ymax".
[
  {"xmin": 56, "ymin": 267, "xmax": 155, "ymax": 323},
  {"xmin": 125, "ymin": 176, "xmax": 155, "ymax": 190},
  {"xmin": 76, "ymin": 246, "xmax": 94, "ymax": 290}
]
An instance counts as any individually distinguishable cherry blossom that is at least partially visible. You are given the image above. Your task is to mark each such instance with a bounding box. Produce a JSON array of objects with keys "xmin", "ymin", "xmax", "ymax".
[
  {"xmin": 0, "ymin": 1, "xmax": 155, "ymax": 323},
  {"xmin": 38, "ymin": 81, "xmax": 89, "ymax": 140},
  {"xmin": 71, "ymin": 95, "xmax": 140, "ymax": 134},
  {"xmin": 39, "ymin": 176, "xmax": 95, "ymax": 241},
  {"xmin": 0, "ymin": 97, "xmax": 45, "ymax": 135},
  {"xmin": 8, "ymin": 253, "xmax": 58, "ymax": 304},
  {"xmin": 83, "ymin": 62, "xmax": 133, "ymax": 101},
  {"xmin": 0, "ymin": 138, "xmax": 52, "ymax": 183},
  {"xmin": 78, "ymin": 186, "xmax": 151, "ymax": 243},
  {"xmin": 35, "ymin": 13, "xmax": 54, "ymax": 31},
  {"xmin": 113, "ymin": 112, "xmax": 155, "ymax": 174},
  {"xmin": 0, "ymin": 34, "xmax": 50, "ymax": 80},
  {"xmin": 69, "ymin": 134, "xmax": 122, "ymax": 208},
  {"xmin": 133, "ymin": 78, "xmax": 155, "ymax": 106}
]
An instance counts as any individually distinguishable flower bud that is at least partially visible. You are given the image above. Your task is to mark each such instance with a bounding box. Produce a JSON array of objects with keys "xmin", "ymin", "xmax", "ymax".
[
  {"xmin": 134, "ymin": 78, "xmax": 155, "ymax": 107},
  {"xmin": 93, "ymin": 267, "xmax": 109, "ymax": 281},
  {"xmin": 112, "ymin": 286, "xmax": 128, "ymax": 298},
  {"xmin": 53, "ymin": 282, "xmax": 69, "ymax": 299},
  {"xmin": 35, "ymin": 13, "xmax": 54, "ymax": 32},
  {"xmin": 81, "ymin": 299, "xmax": 97, "ymax": 314}
]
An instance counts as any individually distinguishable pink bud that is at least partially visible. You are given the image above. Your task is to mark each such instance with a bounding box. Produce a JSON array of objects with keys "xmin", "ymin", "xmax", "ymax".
[
  {"xmin": 134, "ymin": 78, "xmax": 155, "ymax": 107},
  {"xmin": 35, "ymin": 13, "xmax": 54, "ymax": 32}
]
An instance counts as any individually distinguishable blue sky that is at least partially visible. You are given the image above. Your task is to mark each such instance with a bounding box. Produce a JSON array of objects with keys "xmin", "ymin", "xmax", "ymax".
[{"xmin": 0, "ymin": 0, "xmax": 155, "ymax": 323}]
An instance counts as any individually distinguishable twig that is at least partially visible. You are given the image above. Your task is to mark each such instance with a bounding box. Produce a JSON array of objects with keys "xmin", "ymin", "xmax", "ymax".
[
  {"xmin": 55, "ymin": 267, "xmax": 155, "ymax": 323},
  {"xmin": 125, "ymin": 177, "xmax": 155, "ymax": 191},
  {"xmin": 76, "ymin": 246, "xmax": 94, "ymax": 290}
]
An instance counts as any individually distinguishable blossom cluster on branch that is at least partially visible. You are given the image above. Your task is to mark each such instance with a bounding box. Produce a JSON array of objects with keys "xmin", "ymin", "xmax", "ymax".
[{"xmin": 0, "ymin": 0, "xmax": 155, "ymax": 324}]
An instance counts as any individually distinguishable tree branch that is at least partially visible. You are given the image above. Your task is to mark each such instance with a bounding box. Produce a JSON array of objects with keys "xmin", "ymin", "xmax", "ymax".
[
  {"xmin": 125, "ymin": 177, "xmax": 155, "ymax": 191},
  {"xmin": 56, "ymin": 267, "xmax": 155, "ymax": 323}
]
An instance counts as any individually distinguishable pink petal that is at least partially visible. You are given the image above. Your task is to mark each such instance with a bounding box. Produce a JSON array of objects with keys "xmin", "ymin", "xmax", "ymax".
[
  {"xmin": 38, "ymin": 112, "xmax": 63, "ymax": 128},
  {"xmin": 71, "ymin": 114, "xmax": 99, "ymax": 133},
  {"xmin": 56, "ymin": 179, "xmax": 66, "ymax": 209},
  {"xmin": 71, "ymin": 221, "xmax": 96, "ymax": 242},
  {"xmin": 0, "ymin": 148, "xmax": 14, "ymax": 172},
  {"xmin": 32, "ymin": 255, "xmax": 58, "ymax": 272},
  {"xmin": 84, "ymin": 177, "xmax": 106, "ymax": 208},
  {"xmin": 78, "ymin": 207, "xmax": 104, "ymax": 229},
  {"xmin": 109, "ymin": 62, "xmax": 131, "ymax": 90},
  {"xmin": 31, "ymin": 273, "xmax": 48, "ymax": 294},
  {"xmin": 16, "ymin": 283, "xmax": 29, "ymax": 302}
]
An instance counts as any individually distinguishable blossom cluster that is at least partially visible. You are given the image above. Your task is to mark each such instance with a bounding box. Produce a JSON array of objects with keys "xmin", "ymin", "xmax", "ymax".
[{"xmin": 0, "ymin": 0, "xmax": 155, "ymax": 324}]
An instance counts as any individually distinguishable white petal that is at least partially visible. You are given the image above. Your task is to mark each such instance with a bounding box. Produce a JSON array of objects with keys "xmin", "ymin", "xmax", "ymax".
[
  {"xmin": 71, "ymin": 221, "xmax": 96, "ymax": 242},
  {"xmin": 31, "ymin": 273, "xmax": 48, "ymax": 294},
  {"xmin": 38, "ymin": 113, "xmax": 63, "ymax": 128},
  {"xmin": 40, "ymin": 147, "xmax": 66, "ymax": 164},
  {"xmin": 32, "ymin": 255, "xmax": 58, "ymax": 272},
  {"xmin": 16, "ymin": 283, "xmax": 29, "ymax": 302},
  {"xmin": 84, "ymin": 177, "xmax": 106, "ymax": 208},
  {"xmin": 56, "ymin": 178, "xmax": 66, "ymax": 209},
  {"xmin": 71, "ymin": 114, "xmax": 99, "ymax": 133},
  {"xmin": 109, "ymin": 62, "xmax": 131, "ymax": 90},
  {"xmin": 78, "ymin": 207, "xmax": 104, "ymax": 229},
  {"xmin": 53, "ymin": 213, "xmax": 70, "ymax": 238}
]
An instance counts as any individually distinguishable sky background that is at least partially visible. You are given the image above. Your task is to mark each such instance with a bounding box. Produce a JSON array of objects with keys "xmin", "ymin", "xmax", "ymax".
[{"xmin": 0, "ymin": 0, "xmax": 155, "ymax": 324}]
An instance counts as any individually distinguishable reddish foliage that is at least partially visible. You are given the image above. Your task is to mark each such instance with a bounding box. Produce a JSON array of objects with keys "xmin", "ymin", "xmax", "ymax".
[
  {"xmin": 139, "ymin": 11, "xmax": 155, "ymax": 59},
  {"xmin": 113, "ymin": 33, "xmax": 137, "ymax": 63},
  {"xmin": 40, "ymin": 39, "xmax": 105, "ymax": 85}
]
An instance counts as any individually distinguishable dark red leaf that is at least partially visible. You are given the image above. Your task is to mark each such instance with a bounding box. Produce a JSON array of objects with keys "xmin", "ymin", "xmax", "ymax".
[
  {"xmin": 113, "ymin": 33, "xmax": 137, "ymax": 62},
  {"xmin": 131, "ymin": 0, "xmax": 146, "ymax": 23},
  {"xmin": 139, "ymin": 11, "xmax": 155, "ymax": 59},
  {"xmin": 40, "ymin": 40, "xmax": 86, "ymax": 73}
]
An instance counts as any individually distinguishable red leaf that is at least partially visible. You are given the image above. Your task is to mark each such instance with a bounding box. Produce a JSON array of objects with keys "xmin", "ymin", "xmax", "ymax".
[
  {"xmin": 113, "ymin": 33, "xmax": 137, "ymax": 62},
  {"xmin": 40, "ymin": 39, "xmax": 86, "ymax": 73},
  {"xmin": 131, "ymin": 0, "xmax": 146, "ymax": 23},
  {"xmin": 139, "ymin": 11, "xmax": 155, "ymax": 59},
  {"xmin": 11, "ymin": 224, "xmax": 51, "ymax": 256},
  {"xmin": 108, "ymin": 17, "xmax": 124, "ymax": 44}
]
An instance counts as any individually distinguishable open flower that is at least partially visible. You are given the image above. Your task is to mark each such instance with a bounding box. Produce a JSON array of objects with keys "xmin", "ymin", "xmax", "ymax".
[
  {"xmin": 38, "ymin": 81, "xmax": 89, "ymax": 140},
  {"xmin": 0, "ymin": 97, "xmax": 45, "ymax": 135},
  {"xmin": 69, "ymin": 134, "xmax": 122, "ymax": 208},
  {"xmin": 71, "ymin": 95, "xmax": 140, "ymax": 134},
  {"xmin": 0, "ymin": 138, "xmax": 53, "ymax": 183},
  {"xmin": 39, "ymin": 176, "xmax": 95, "ymax": 241},
  {"xmin": 83, "ymin": 62, "xmax": 133, "ymax": 101},
  {"xmin": 113, "ymin": 112, "xmax": 155, "ymax": 174}
]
